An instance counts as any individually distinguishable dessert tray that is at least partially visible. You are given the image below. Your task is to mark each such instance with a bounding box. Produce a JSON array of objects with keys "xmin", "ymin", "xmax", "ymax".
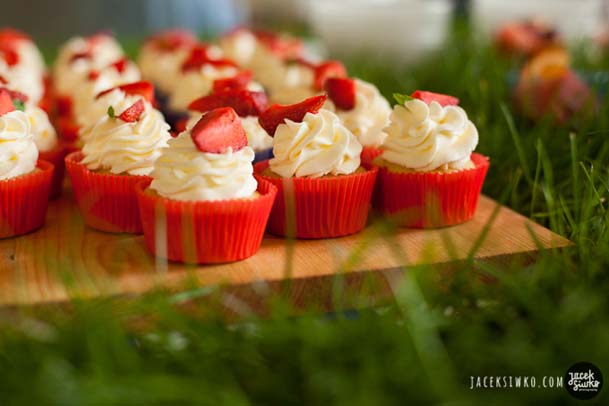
[{"xmin": 0, "ymin": 184, "xmax": 570, "ymax": 307}]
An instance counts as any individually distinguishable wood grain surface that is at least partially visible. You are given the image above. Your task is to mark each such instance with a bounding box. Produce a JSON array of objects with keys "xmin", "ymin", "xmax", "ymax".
[{"xmin": 0, "ymin": 186, "xmax": 571, "ymax": 307}]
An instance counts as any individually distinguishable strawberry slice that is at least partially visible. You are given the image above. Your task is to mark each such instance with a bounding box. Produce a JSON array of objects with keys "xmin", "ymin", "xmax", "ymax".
[
  {"xmin": 96, "ymin": 81, "xmax": 155, "ymax": 104},
  {"xmin": 88, "ymin": 70, "xmax": 100, "ymax": 81},
  {"xmin": 188, "ymin": 89, "xmax": 268, "ymax": 117},
  {"xmin": 411, "ymin": 90, "xmax": 459, "ymax": 106},
  {"xmin": 0, "ymin": 75, "xmax": 7, "ymax": 85},
  {"xmin": 190, "ymin": 107, "xmax": 247, "ymax": 154},
  {"xmin": 148, "ymin": 29, "xmax": 197, "ymax": 52},
  {"xmin": 118, "ymin": 99, "xmax": 145, "ymax": 122},
  {"xmin": 0, "ymin": 90, "xmax": 15, "ymax": 116},
  {"xmin": 212, "ymin": 70, "xmax": 254, "ymax": 93},
  {"xmin": 258, "ymin": 94, "xmax": 327, "ymax": 136},
  {"xmin": 181, "ymin": 46, "xmax": 237, "ymax": 72},
  {"xmin": 253, "ymin": 30, "xmax": 303, "ymax": 60},
  {"xmin": 0, "ymin": 87, "xmax": 28, "ymax": 103},
  {"xmin": 0, "ymin": 43, "xmax": 19, "ymax": 66},
  {"xmin": 109, "ymin": 58, "xmax": 129, "ymax": 74},
  {"xmin": 0, "ymin": 28, "xmax": 31, "ymax": 43},
  {"xmin": 313, "ymin": 60, "xmax": 347, "ymax": 90},
  {"xmin": 324, "ymin": 77, "xmax": 356, "ymax": 110}
]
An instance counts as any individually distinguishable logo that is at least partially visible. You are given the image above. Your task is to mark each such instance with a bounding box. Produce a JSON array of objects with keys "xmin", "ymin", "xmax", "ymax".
[{"xmin": 565, "ymin": 362, "xmax": 603, "ymax": 400}]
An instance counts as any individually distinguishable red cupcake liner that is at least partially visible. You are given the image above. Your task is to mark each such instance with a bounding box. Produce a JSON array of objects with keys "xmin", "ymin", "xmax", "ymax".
[
  {"xmin": 55, "ymin": 95, "xmax": 73, "ymax": 118},
  {"xmin": 65, "ymin": 151, "xmax": 151, "ymax": 233},
  {"xmin": 360, "ymin": 146, "xmax": 382, "ymax": 167},
  {"xmin": 38, "ymin": 75, "xmax": 54, "ymax": 114},
  {"xmin": 56, "ymin": 116, "xmax": 80, "ymax": 143},
  {"xmin": 39, "ymin": 143, "xmax": 71, "ymax": 199},
  {"xmin": 254, "ymin": 161, "xmax": 378, "ymax": 239},
  {"xmin": 0, "ymin": 160, "xmax": 54, "ymax": 238},
  {"xmin": 136, "ymin": 179, "xmax": 277, "ymax": 264},
  {"xmin": 374, "ymin": 153, "xmax": 490, "ymax": 228}
]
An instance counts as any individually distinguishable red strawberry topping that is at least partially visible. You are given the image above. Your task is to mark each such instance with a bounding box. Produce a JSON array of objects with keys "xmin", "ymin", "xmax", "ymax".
[
  {"xmin": 324, "ymin": 77, "xmax": 356, "ymax": 110},
  {"xmin": 148, "ymin": 29, "xmax": 197, "ymax": 52},
  {"xmin": 212, "ymin": 70, "xmax": 254, "ymax": 93},
  {"xmin": 313, "ymin": 60, "xmax": 347, "ymax": 90},
  {"xmin": 181, "ymin": 46, "xmax": 237, "ymax": 72},
  {"xmin": 69, "ymin": 51, "xmax": 92, "ymax": 64},
  {"xmin": 0, "ymin": 28, "xmax": 31, "ymax": 43},
  {"xmin": 0, "ymin": 90, "xmax": 15, "ymax": 116},
  {"xmin": 188, "ymin": 89, "xmax": 268, "ymax": 117},
  {"xmin": 258, "ymin": 94, "xmax": 327, "ymax": 136},
  {"xmin": 0, "ymin": 43, "xmax": 19, "ymax": 66},
  {"xmin": 0, "ymin": 87, "xmax": 28, "ymax": 103},
  {"xmin": 0, "ymin": 75, "xmax": 7, "ymax": 85},
  {"xmin": 117, "ymin": 99, "xmax": 146, "ymax": 122},
  {"xmin": 109, "ymin": 58, "xmax": 129, "ymax": 74},
  {"xmin": 253, "ymin": 30, "xmax": 303, "ymax": 60},
  {"xmin": 411, "ymin": 90, "xmax": 459, "ymax": 106},
  {"xmin": 88, "ymin": 70, "xmax": 100, "ymax": 81},
  {"xmin": 96, "ymin": 81, "xmax": 155, "ymax": 104},
  {"xmin": 190, "ymin": 107, "xmax": 247, "ymax": 153}
]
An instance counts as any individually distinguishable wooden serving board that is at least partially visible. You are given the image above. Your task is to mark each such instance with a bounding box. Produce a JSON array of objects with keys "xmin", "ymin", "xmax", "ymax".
[{"xmin": 0, "ymin": 186, "xmax": 571, "ymax": 308}]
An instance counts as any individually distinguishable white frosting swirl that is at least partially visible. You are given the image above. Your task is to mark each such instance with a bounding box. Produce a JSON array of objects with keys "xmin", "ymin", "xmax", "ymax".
[
  {"xmin": 150, "ymin": 130, "xmax": 257, "ymax": 202},
  {"xmin": 26, "ymin": 106, "xmax": 58, "ymax": 152},
  {"xmin": 169, "ymin": 64, "xmax": 239, "ymax": 112},
  {"xmin": 219, "ymin": 30, "xmax": 258, "ymax": 67},
  {"xmin": 185, "ymin": 114, "xmax": 272, "ymax": 152},
  {"xmin": 382, "ymin": 99, "xmax": 479, "ymax": 171},
  {"xmin": 270, "ymin": 109, "xmax": 362, "ymax": 178},
  {"xmin": 0, "ymin": 110, "xmax": 38, "ymax": 180},
  {"xmin": 0, "ymin": 60, "xmax": 44, "ymax": 106},
  {"xmin": 53, "ymin": 36, "xmax": 124, "ymax": 96},
  {"xmin": 335, "ymin": 79, "xmax": 391, "ymax": 147},
  {"xmin": 72, "ymin": 61, "xmax": 141, "ymax": 119},
  {"xmin": 77, "ymin": 89, "xmax": 139, "ymax": 138},
  {"xmin": 81, "ymin": 101, "xmax": 171, "ymax": 176},
  {"xmin": 14, "ymin": 40, "xmax": 46, "ymax": 78}
]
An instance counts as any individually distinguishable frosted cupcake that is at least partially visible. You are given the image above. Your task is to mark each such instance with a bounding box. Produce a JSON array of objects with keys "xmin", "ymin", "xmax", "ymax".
[
  {"xmin": 374, "ymin": 91, "xmax": 489, "ymax": 228},
  {"xmin": 136, "ymin": 107, "xmax": 276, "ymax": 263},
  {"xmin": 186, "ymin": 84, "xmax": 272, "ymax": 162},
  {"xmin": 65, "ymin": 87, "xmax": 171, "ymax": 233},
  {"xmin": 137, "ymin": 29, "xmax": 199, "ymax": 107},
  {"xmin": 0, "ymin": 89, "xmax": 54, "ymax": 237},
  {"xmin": 254, "ymin": 95, "xmax": 377, "ymax": 238},
  {"xmin": 0, "ymin": 32, "xmax": 45, "ymax": 106},
  {"xmin": 167, "ymin": 45, "xmax": 238, "ymax": 115},
  {"xmin": 324, "ymin": 77, "xmax": 391, "ymax": 165}
]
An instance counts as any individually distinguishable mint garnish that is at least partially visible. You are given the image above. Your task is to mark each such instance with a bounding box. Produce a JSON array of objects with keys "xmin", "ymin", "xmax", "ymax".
[
  {"xmin": 107, "ymin": 106, "xmax": 115, "ymax": 118},
  {"xmin": 12, "ymin": 99, "xmax": 25, "ymax": 112},
  {"xmin": 393, "ymin": 93, "xmax": 413, "ymax": 105}
]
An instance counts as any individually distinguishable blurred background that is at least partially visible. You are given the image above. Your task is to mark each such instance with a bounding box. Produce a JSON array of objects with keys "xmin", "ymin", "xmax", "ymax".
[{"xmin": 1, "ymin": 0, "xmax": 608, "ymax": 60}]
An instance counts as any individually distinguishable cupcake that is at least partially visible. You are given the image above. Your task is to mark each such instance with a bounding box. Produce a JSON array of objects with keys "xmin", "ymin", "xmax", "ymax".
[
  {"xmin": 65, "ymin": 85, "xmax": 171, "ymax": 233},
  {"xmin": 254, "ymin": 95, "xmax": 377, "ymax": 238},
  {"xmin": 0, "ymin": 89, "xmax": 54, "ymax": 238},
  {"xmin": 0, "ymin": 31, "xmax": 45, "ymax": 106},
  {"xmin": 136, "ymin": 107, "xmax": 276, "ymax": 263},
  {"xmin": 186, "ymin": 82, "xmax": 272, "ymax": 162},
  {"xmin": 324, "ymin": 77, "xmax": 391, "ymax": 166},
  {"xmin": 136, "ymin": 29, "xmax": 199, "ymax": 107},
  {"xmin": 166, "ymin": 45, "xmax": 239, "ymax": 118},
  {"xmin": 374, "ymin": 90, "xmax": 489, "ymax": 228}
]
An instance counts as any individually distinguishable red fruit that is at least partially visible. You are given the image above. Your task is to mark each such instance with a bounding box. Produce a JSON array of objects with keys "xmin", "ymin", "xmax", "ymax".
[
  {"xmin": 190, "ymin": 107, "xmax": 247, "ymax": 154},
  {"xmin": 87, "ymin": 31, "xmax": 114, "ymax": 46},
  {"xmin": 149, "ymin": 29, "xmax": 197, "ymax": 51},
  {"xmin": 212, "ymin": 70, "xmax": 254, "ymax": 92},
  {"xmin": 0, "ymin": 75, "xmax": 7, "ymax": 85},
  {"xmin": 258, "ymin": 94, "xmax": 327, "ymax": 136},
  {"xmin": 0, "ymin": 90, "xmax": 15, "ymax": 116},
  {"xmin": 411, "ymin": 90, "xmax": 459, "ymax": 106},
  {"xmin": 188, "ymin": 89, "xmax": 268, "ymax": 117},
  {"xmin": 0, "ymin": 28, "xmax": 31, "ymax": 43},
  {"xmin": 109, "ymin": 58, "xmax": 129, "ymax": 73},
  {"xmin": 88, "ymin": 70, "xmax": 100, "ymax": 81},
  {"xmin": 253, "ymin": 30, "xmax": 303, "ymax": 60},
  {"xmin": 181, "ymin": 45, "xmax": 237, "ymax": 72},
  {"xmin": 118, "ymin": 99, "xmax": 146, "ymax": 122},
  {"xmin": 0, "ymin": 87, "xmax": 28, "ymax": 103},
  {"xmin": 313, "ymin": 60, "xmax": 347, "ymax": 90},
  {"xmin": 0, "ymin": 43, "xmax": 19, "ymax": 66},
  {"xmin": 96, "ymin": 81, "xmax": 155, "ymax": 104},
  {"xmin": 325, "ymin": 77, "xmax": 356, "ymax": 110}
]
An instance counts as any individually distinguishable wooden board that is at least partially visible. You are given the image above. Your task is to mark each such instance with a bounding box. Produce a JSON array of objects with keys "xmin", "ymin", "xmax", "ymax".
[{"xmin": 0, "ymin": 186, "xmax": 571, "ymax": 307}]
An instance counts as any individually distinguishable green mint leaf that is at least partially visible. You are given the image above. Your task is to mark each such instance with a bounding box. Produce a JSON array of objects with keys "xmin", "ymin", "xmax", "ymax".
[
  {"xmin": 12, "ymin": 99, "xmax": 25, "ymax": 112},
  {"xmin": 393, "ymin": 93, "xmax": 413, "ymax": 105},
  {"xmin": 107, "ymin": 106, "xmax": 115, "ymax": 119}
]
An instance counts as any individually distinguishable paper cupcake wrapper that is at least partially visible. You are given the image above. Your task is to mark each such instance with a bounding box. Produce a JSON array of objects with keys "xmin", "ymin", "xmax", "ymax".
[
  {"xmin": 360, "ymin": 146, "xmax": 382, "ymax": 167},
  {"xmin": 136, "ymin": 179, "xmax": 277, "ymax": 264},
  {"xmin": 0, "ymin": 160, "xmax": 54, "ymax": 238},
  {"xmin": 374, "ymin": 153, "xmax": 490, "ymax": 228},
  {"xmin": 39, "ymin": 143, "xmax": 71, "ymax": 199},
  {"xmin": 38, "ymin": 75, "xmax": 54, "ymax": 114},
  {"xmin": 254, "ymin": 161, "xmax": 378, "ymax": 239},
  {"xmin": 56, "ymin": 116, "xmax": 80, "ymax": 143},
  {"xmin": 55, "ymin": 95, "xmax": 73, "ymax": 118},
  {"xmin": 65, "ymin": 152, "xmax": 151, "ymax": 233}
]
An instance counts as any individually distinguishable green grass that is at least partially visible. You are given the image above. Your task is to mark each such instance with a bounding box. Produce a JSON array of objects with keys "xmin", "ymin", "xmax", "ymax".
[{"xmin": 2, "ymin": 23, "xmax": 609, "ymax": 405}]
